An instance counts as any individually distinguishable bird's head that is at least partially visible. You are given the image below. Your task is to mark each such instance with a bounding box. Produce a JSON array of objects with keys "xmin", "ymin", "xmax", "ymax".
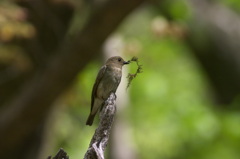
[{"xmin": 105, "ymin": 56, "xmax": 129, "ymax": 67}]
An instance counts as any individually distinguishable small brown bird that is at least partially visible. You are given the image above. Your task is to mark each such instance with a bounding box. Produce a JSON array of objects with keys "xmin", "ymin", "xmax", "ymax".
[{"xmin": 86, "ymin": 56, "xmax": 129, "ymax": 126}]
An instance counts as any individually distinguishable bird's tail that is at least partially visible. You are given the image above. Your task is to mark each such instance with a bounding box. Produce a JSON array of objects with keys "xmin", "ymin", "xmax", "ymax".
[{"xmin": 86, "ymin": 113, "xmax": 96, "ymax": 126}]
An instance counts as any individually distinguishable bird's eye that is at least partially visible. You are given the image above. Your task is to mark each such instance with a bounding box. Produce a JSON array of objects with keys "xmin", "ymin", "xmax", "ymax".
[{"xmin": 118, "ymin": 58, "xmax": 121, "ymax": 62}]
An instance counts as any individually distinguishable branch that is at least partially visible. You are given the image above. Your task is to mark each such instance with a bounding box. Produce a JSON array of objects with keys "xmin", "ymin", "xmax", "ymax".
[
  {"xmin": 48, "ymin": 148, "xmax": 69, "ymax": 159},
  {"xmin": 84, "ymin": 93, "xmax": 116, "ymax": 159}
]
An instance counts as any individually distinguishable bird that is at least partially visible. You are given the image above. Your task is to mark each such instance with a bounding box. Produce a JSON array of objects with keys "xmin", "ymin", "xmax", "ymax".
[{"xmin": 86, "ymin": 56, "xmax": 129, "ymax": 126}]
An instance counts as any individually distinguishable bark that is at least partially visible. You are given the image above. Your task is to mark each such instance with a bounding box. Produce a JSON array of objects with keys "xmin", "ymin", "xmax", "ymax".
[
  {"xmin": 48, "ymin": 148, "xmax": 69, "ymax": 159},
  {"xmin": 84, "ymin": 93, "xmax": 116, "ymax": 159},
  {"xmin": 0, "ymin": 0, "xmax": 145, "ymax": 158},
  {"xmin": 49, "ymin": 93, "xmax": 116, "ymax": 159}
]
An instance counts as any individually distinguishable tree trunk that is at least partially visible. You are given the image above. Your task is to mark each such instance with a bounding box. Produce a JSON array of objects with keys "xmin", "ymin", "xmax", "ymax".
[{"xmin": 186, "ymin": 0, "xmax": 240, "ymax": 105}]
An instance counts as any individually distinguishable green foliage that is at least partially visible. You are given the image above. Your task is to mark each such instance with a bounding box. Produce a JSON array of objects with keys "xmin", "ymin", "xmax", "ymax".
[
  {"xmin": 159, "ymin": 0, "xmax": 191, "ymax": 21},
  {"xmin": 221, "ymin": 0, "xmax": 240, "ymax": 12},
  {"xmin": 120, "ymin": 5, "xmax": 240, "ymax": 159},
  {"xmin": 52, "ymin": 1, "xmax": 240, "ymax": 159}
]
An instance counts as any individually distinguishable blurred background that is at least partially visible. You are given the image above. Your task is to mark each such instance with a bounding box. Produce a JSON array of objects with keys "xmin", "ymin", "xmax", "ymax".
[{"xmin": 1, "ymin": 0, "xmax": 240, "ymax": 159}]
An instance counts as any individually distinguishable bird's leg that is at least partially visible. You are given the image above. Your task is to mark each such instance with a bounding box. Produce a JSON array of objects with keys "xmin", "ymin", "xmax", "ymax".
[{"xmin": 100, "ymin": 92, "xmax": 116, "ymax": 112}]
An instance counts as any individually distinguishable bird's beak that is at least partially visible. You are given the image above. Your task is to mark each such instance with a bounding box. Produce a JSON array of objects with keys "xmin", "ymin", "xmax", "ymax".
[{"xmin": 123, "ymin": 61, "xmax": 130, "ymax": 65}]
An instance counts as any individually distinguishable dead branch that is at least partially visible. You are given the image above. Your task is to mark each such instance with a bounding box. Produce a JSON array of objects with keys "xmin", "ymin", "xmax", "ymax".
[{"xmin": 84, "ymin": 93, "xmax": 116, "ymax": 159}]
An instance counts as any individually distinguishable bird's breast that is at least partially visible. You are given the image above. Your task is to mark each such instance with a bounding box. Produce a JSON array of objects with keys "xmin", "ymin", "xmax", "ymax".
[
  {"xmin": 111, "ymin": 67, "xmax": 122, "ymax": 80},
  {"xmin": 97, "ymin": 66, "xmax": 122, "ymax": 99}
]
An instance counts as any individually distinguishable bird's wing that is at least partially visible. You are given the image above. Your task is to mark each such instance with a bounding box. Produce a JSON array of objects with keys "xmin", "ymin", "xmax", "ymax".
[{"xmin": 91, "ymin": 65, "xmax": 107, "ymax": 111}]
